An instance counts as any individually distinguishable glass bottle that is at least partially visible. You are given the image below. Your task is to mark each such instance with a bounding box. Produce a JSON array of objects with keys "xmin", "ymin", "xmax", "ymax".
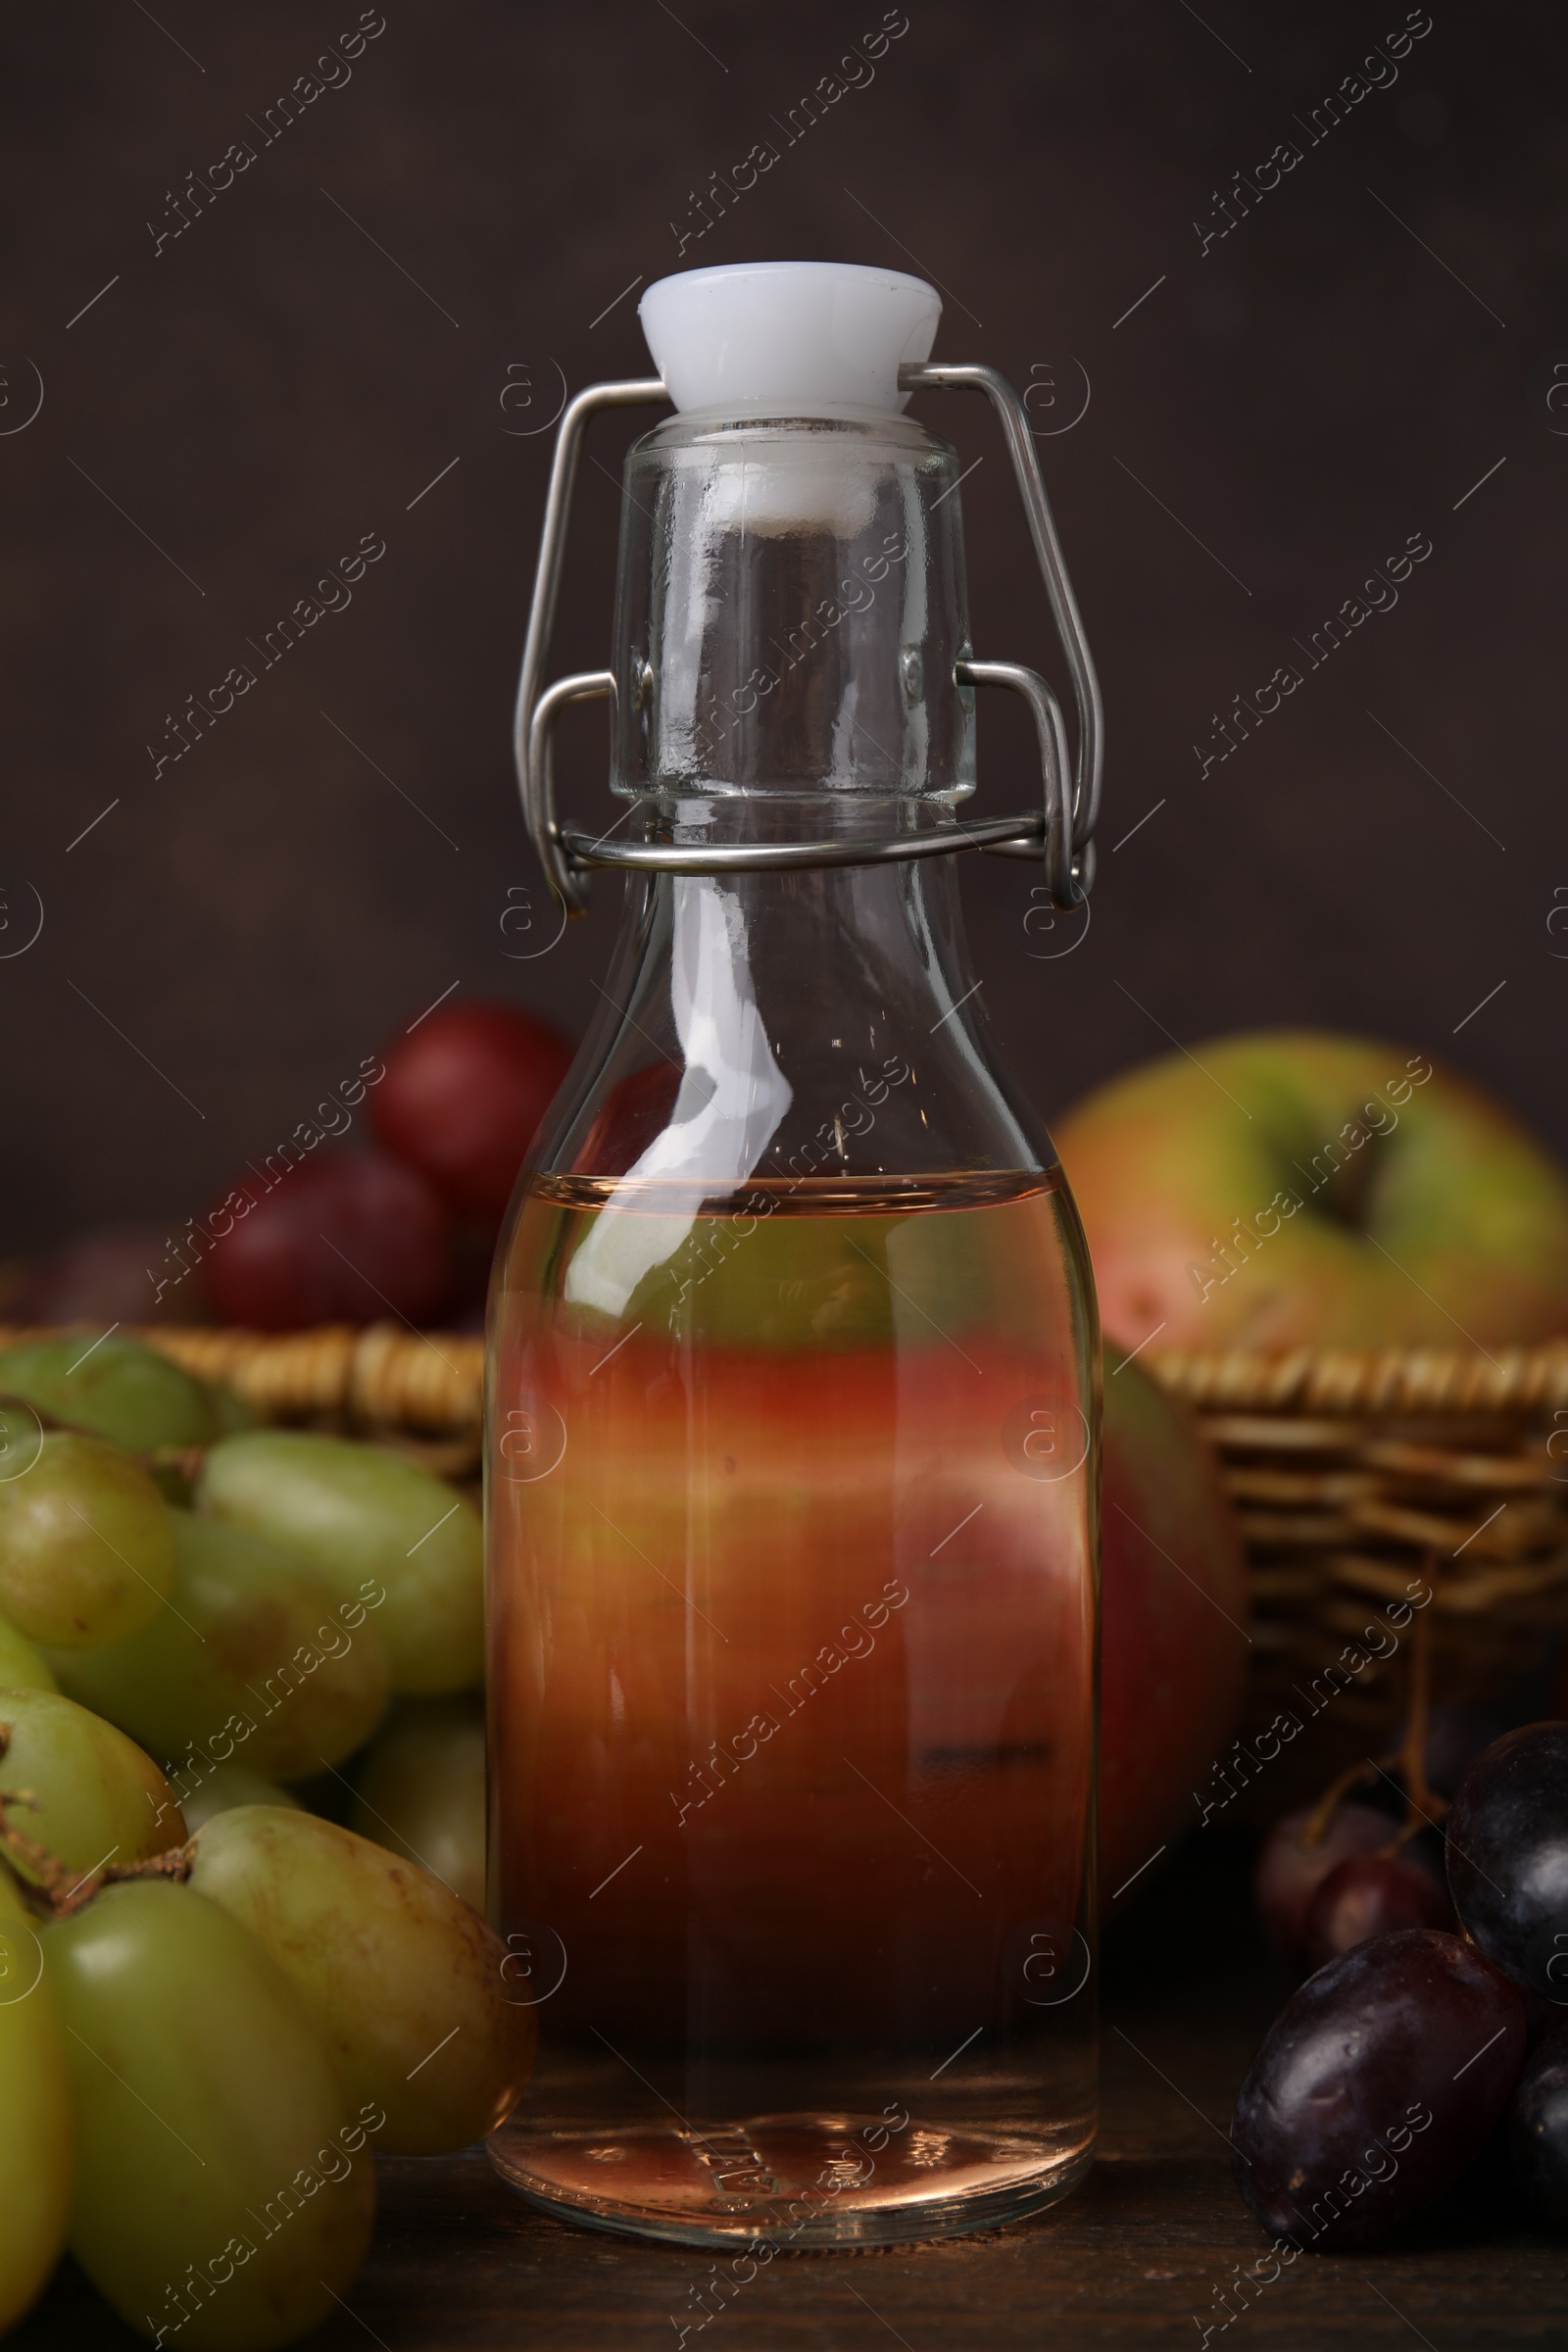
[{"xmin": 486, "ymin": 262, "xmax": 1103, "ymax": 2248}]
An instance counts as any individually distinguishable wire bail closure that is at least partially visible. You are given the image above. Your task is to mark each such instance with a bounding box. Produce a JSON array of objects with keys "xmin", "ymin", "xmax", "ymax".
[{"xmin": 513, "ymin": 365, "xmax": 1103, "ymax": 916}]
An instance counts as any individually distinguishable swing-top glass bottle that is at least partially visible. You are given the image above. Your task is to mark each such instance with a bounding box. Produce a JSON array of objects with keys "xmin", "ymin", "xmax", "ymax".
[{"xmin": 485, "ymin": 261, "xmax": 1104, "ymax": 2248}]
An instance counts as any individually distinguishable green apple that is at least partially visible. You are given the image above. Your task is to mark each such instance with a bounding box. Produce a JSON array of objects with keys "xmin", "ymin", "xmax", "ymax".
[{"xmin": 1055, "ymin": 1031, "xmax": 1568, "ymax": 1352}]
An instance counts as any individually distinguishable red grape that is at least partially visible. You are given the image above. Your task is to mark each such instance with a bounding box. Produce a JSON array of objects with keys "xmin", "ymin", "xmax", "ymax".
[
  {"xmin": 1302, "ymin": 1852, "xmax": 1454, "ymax": 1968},
  {"xmin": 6, "ymin": 1226, "xmax": 211, "ymax": 1325},
  {"xmin": 1233, "ymin": 1930, "xmax": 1526, "ymax": 2248},
  {"xmin": 204, "ymin": 1152, "xmax": 453, "ymax": 1329},
  {"xmin": 1446, "ymin": 1722, "xmax": 1568, "ymax": 2001},
  {"xmin": 370, "ymin": 1001, "xmax": 574, "ymax": 1222},
  {"xmin": 1254, "ymin": 1802, "xmax": 1394, "ymax": 1962}
]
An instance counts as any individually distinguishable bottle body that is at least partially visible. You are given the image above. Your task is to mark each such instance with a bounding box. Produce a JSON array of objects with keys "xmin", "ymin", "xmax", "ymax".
[{"xmin": 485, "ymin": 855, "xmax": 1099, "ymax": 2245}]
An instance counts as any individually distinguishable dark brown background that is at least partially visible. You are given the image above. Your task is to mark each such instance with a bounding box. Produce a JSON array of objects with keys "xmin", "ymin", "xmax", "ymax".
[{"xmin": 3, "ymin": 0, "xmax": 1564, "ymax": 1260}]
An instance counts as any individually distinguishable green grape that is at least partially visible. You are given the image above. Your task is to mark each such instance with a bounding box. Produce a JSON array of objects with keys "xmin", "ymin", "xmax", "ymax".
[
  {"xmin": 352, "ymin": 1693, "xmax": 485, "ymax": 1912},
  {"xmin": 197, "ymin": 1433, "xmax": 482, "ymax": 1694},
  {"xmin": 0, "ymin": 1688, "xmax": 185, "ymax": 1886},
  {"xmin": 188, "ymin": 1806, "xmax": 536, "ymax": 2157},
  {"xmin": 0, "ymin": 1869, "xmax": 72, "ymax": 2331},
  {"xmin": 178, "ymin": 1764, "xmax": 303, "ymax": 1834},
  {"xmin": 46, "ymin": 1880, "xmax": 376, "ymax": 2352},
  {"xmin": 0, "ymin": 1403, "xmax": 44, "ymax": 1483},
  {"xmin": 0, "ymin": 1609, "xmax": 59, "ymax": 1695},
  {"xmin": 49, "ymin": 1512, "xmax": 391, "ymax": 1787},
  {"xmin": 0, "ymin": 1433, "xmax": 175, "ymax": 1648},
  {"xmin": 0, "ymin": 1335, "xmax": 219, "ymax": 1452}
]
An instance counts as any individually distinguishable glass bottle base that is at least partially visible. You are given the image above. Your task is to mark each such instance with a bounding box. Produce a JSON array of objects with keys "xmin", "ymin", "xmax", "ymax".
[{"xmin": 486, "ymin": 2113, "xmax": 1095, "ymax": 2249}]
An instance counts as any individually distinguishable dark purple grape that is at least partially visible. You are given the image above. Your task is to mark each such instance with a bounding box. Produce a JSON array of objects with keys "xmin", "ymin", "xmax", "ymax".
[
  {"xmin": 1446, "ymin": 1722, "xmax": 1568, "ymax": 2001},
  {"xmin": 1232, "ymin": 1930, "xmax": 1526, "ymax": 2248},
  {"xmin": 1509, "ymin": 2021, "xmax": 1568, "ymax": 2225},
  {"xmin": 1302, "ymin": 1853, "xmax": 1455, "ymax": 1968},
  {"xmin": 1253, "ymin": 1802, "xmax": 1393, "ymax": 1963}
]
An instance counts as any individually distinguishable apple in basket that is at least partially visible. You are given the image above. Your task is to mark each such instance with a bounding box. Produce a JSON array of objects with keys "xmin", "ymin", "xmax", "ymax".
[
  {"xmin": 1054, "ymin": 1030, "xmax": 1568, "ymax": 1355},
  {"xmin": 1100, "ymin": 1348, "xmax": 1250, "ymax": 1904}
]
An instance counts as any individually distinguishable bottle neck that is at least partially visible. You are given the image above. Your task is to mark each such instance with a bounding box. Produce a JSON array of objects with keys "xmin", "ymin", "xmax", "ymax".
[
  {"xmin": 612, "ymin": 409, "xmax": 974, "ymax": 807},
  {"xmin": 536, "ymin": 844, "xmax": 1052, "ymax": 1198}
]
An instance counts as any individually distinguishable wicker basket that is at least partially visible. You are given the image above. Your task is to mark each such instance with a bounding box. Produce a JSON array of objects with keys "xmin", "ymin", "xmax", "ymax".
[
  {"xmin": 10, "ymin": 1324, "xmax": 1568, "ymax": 1799},
  {"xmin": 1153, "ymin": 1342, "xmax": 1568, "ymax": 1802}
]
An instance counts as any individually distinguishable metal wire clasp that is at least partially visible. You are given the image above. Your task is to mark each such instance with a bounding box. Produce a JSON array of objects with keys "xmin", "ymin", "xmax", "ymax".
[{"xmin": 513, "ymin": 366, "xmax": 1102, "ymax": 913}]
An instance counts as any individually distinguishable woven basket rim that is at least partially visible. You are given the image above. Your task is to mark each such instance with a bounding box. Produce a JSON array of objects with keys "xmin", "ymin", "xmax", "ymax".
[
  {"xmin": 1149, "ymin": 1340, "xmax": 1568, "ymax": 1415},
  {"xmin": 4, "ymin": 1323, "xmax": 1568, "ymax": 1425}
]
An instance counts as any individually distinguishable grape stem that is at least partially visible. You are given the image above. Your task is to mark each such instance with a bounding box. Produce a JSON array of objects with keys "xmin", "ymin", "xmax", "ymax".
[
  {"xmin": 1385, "ymin": 1602, "xmax": 1446, "ymax": 1840},
  {"xmin": 0, "ymin": 1726, "xmax": 193, "ymax": 1919},
  {"xmin": 1299, "ymin": 1559, "xmax": 1447, "ymax": 1850}
]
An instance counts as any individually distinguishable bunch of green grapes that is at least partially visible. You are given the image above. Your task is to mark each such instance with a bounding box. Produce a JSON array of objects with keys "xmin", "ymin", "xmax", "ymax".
[{"xmin": 0, "ymin": 1338, "xmax": 520, "ymax": 2348}]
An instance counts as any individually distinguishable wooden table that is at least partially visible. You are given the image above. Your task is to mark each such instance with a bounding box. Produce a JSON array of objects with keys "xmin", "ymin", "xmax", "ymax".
[{"xmin": 24, "ymin": 1837, "xmax": 1568, "ymax": 2350}]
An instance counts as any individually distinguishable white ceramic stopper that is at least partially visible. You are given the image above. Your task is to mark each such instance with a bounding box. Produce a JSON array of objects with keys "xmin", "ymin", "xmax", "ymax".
[{"xmin": 639, "ymin": 261, "xmax": 942, "ymax": 417}]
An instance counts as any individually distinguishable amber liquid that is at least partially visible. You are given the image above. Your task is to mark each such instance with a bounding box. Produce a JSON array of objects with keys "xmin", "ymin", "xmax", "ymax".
[{"xmin": 485, "ymin": 1170, "xmax": 1097, "ymax": 2245}]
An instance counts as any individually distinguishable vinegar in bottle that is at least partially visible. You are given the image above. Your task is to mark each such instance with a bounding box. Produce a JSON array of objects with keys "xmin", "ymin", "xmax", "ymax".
[{"xmin": 487, "ymin": 259, "xmax": 1101, "ymax": 2246}]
